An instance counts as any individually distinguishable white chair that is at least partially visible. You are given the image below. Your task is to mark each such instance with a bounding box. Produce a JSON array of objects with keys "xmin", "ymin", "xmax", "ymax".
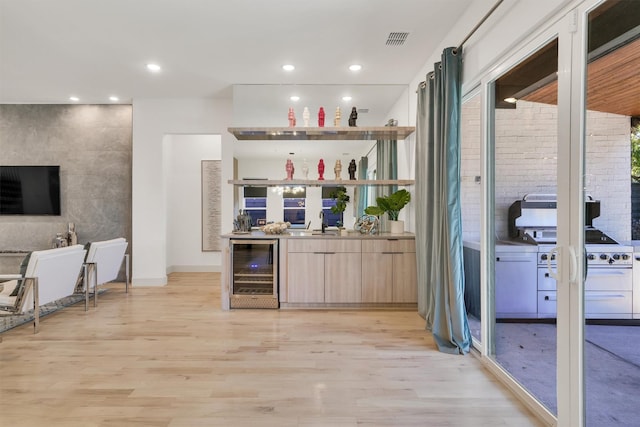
[
  {"xmin": 0, "ymin": 245, "xmax": 86, "ymax": 335},
  {"xmin": 84, "ymin": 238, "xmax": 129, "ymax": 310}
]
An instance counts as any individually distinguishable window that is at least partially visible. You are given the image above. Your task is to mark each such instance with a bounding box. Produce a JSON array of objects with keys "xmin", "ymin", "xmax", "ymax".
[
  {"xmin": 322, "ymin": 187, "xmax": 343, "ymax": 227},
  {"xmin": 243, "ymin": 187, "xmax": 267, "ymax": 227},
  {"xmin": 282, "ymin": 187, "xmax": 306, "ymax": 226}
]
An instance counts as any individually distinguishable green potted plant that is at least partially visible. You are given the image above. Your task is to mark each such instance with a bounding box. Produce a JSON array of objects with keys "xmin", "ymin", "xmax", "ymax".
[
  {"xmin": 364, "ymin": 189, "xmax": 411, "ymax": 234},
  {"xmin": 329, "ymin": 186, "xmax": 350, "ymax": 233}
]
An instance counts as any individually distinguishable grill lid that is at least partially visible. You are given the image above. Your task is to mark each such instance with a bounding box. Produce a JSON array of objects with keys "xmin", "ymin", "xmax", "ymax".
[{"xmin": 507, "ymin": 194, "xmax": 616, "ymax": 244}]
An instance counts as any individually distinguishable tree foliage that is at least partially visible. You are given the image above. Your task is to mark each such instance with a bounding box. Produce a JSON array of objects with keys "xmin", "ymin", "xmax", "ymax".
[{"xmin": 632, "ymin": 123, "xmax": 640, "ymax": 182}]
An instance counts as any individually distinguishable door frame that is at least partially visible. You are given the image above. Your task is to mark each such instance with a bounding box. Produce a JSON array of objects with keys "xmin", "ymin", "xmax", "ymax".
[{"xmin": 472, "ymin": 1, "xmax": 602, "ymax": 425}]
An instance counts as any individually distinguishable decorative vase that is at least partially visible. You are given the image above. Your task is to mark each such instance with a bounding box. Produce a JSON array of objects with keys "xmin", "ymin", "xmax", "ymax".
[
  {"xmin": 389, "ymin": 220, "xmax": 404, "ymax": 234},
  {"xmin": 354, "ymin": 215, "xmax": 379, "ymax": 235}
]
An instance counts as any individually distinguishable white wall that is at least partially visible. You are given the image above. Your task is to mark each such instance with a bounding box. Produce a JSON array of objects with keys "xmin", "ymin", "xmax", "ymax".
[
  {"xmin": 132, "ymin": 98, "xmax": 233, "ymax": 285},
  {"xmin": 165, "ymin": 134, "xmax": 222, "ymax": 273},
  {"xmin": 584, "ymin": 109, "xmax": 632, "ymax": 241},
  {"xmin": 467, "ymin": 100, "xmax": 630, "ymax": 242},
  {"xmin": 386, "ymin": 0, "xmax": 574, "ymax": 235},
  {"xmin": 387, "ymin": 0, "xmax": 573, "ymax": 124},
  {"xmin": 130, "ymin": 0, "xmax": 579, "ymax": 285}
]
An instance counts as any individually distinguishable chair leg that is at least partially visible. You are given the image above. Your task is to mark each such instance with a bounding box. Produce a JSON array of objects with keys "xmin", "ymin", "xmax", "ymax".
[
  {"xmin": 94, "ymin": 264, "xmax": 98, "ymax": 308},
  {"xmin": 125, "ymin": 254, "xmax": 130, "ymax": 293},
  {"xmin": 84, "ymin": 264, "xmax": 89, "ymax": 311},
  {"xmin": 32, "ymin": 278, "xmax": 39, "ymax": 334}
]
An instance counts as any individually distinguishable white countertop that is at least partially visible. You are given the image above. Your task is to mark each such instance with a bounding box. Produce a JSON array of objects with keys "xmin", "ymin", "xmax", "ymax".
[
  {"xmin": 464, "ymin": 240, "xmax": 539, "ymax": 252},
  {"xmin": 222, "ymin": 230, "xmax": 415, "ymax": 240}
]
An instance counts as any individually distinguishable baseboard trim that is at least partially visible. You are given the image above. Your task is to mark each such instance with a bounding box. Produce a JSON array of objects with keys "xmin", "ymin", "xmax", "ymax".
[
  {"xmin": 166, "ymin": 265, "xmax": 221, "ymax": 274},
  {"xmin": 132, "ymin": 277, "xmax": 168, "ymax": 286}
]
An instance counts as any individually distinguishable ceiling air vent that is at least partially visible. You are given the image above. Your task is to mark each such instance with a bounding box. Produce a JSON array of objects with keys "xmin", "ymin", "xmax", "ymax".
[
  {"xmin": 386, "ymin": 32, "xmax": 409, "ymax": 46},
  {"xmin": 357, "ymin": 108, "xmax": 369, "ymax": 114}
]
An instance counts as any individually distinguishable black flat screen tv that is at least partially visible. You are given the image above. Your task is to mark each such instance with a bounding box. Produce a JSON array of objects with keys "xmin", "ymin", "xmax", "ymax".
[{"xmin": 0, "ymin": 166, "xmax": 61, "ymax": 215}]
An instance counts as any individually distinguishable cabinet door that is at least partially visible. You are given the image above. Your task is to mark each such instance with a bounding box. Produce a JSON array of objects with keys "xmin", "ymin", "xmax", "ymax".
[
  {"xmin": 325, "ymin": 253, "xmax": 362, "ymax": 303},
  {"xmin": 287, "ymin": 252, "xmax": 325, "ymax": 303},
  {"xmin": 361, "ymin": 252, "xmax": 393, "ymax": 302},
  {"xmin": 393, "ymin": 252, "xmax": 417, "ymax": 303},
  {"xmin": 495, "ymin": 252, "xmax": 537, "ymax": 318}
]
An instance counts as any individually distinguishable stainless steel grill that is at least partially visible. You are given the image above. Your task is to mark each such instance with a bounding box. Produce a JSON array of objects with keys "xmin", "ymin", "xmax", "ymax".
[{"xmin": 501, "ymin": 194, "xmax": 634, "ymax": 319}]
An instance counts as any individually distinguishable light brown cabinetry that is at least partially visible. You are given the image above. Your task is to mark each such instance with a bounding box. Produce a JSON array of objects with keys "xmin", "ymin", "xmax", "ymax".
[
  {"xmin": 287, "ymin": 239, "xmax": 361, "ymax": 303},
  {"xmin": 287, "ymin": 252, "xmax": 325, "ymax": 303},
  {"xmin": 325, "ymin": 253, "xmax": 362, "ymax": 303},
  {"xmin": 361, "ymin": 239, "xmax": 417, "ymax": 303}
]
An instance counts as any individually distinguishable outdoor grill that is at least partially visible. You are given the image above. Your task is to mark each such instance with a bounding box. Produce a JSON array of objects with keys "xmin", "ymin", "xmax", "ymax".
[
  {"xmin": 508, "ymin": 194, "xmax": 618, "ymax": 245},
  {"xmin": 500, "ymin": 194, "xmax": 633, "ymax": 319}
]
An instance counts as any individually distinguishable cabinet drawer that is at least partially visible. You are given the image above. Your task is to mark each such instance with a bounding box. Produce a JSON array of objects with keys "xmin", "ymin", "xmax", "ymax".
[
  {"xmin": 538, "ymin": 267, "xmax": 632, "ymax": 291},
  {"xmin": 325, "ymin": 239, "xmax": 361, "ymax": 253},
  {"xmin": 538, "ymin": 268, "xmax": 556, "ymax": 291},
  {"xmin": 288, "ymin": 239, "xmax": 361, "ymax": 253},
  {"xmin": 362, "ymin": 238, "xmax": 415, "ymax": 253},
  {"xmin": 538, "ymin": 290, "xmax": 632, "ymax": 318},
  {"xmin": 585, "ymin": 268, "xmax": 632, "ymax": 291},
  {"xmin": 585, "ymin": 291, "xmax": 632, "ymax": 317},
  {"xmin": 288, "ymin": 239, "xmax": 326, "ymax": 253}
]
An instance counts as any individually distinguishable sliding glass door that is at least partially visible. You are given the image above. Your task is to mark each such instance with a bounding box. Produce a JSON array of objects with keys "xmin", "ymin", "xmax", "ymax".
[
  {"xmin": 489, "ymin": 35, "xmax": 560, "ymax": 416},
  {"xmin": 477, "ymin": 1, "xmax": 638, "ymax": 425},
  {"xmin": 582, "ymin": 1, "xmax": 640, "ymax": 425}
]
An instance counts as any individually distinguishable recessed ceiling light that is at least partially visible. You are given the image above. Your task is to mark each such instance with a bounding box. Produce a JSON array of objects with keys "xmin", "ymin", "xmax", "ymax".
[
  {"xmin": 290, "ymin": 95, "xmax": 300, "ymax": 101},
  {"xmin": 282, "ymin": 64, "xmax": 295, "ymax": 71},
  {"xmin": 69, "ymin": 96, "xmax": 79, "ymax": 102},
  {"xmin": 504, "ymin": 97, "xmax": 517, "ymax": 104},
  {"xmin": 349, "ymin": 64, "xmax": 362, "ymax": 72},
  {"xmin": 109, "ymin": 96, "xmax": 119, "ymax": 102},
  {"xmin": 342, "ymin": 96, "xmax": 352, "ymax": 102},
  {"xmin": 146, "ymin": 63, "xmax": 161, "ymax": 72}
]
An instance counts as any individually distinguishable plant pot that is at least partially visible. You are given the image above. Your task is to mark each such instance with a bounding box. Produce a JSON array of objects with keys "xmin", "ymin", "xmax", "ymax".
[{"xmin": 389, "ymin": 220, "xmax": 404, "ymax": 234}]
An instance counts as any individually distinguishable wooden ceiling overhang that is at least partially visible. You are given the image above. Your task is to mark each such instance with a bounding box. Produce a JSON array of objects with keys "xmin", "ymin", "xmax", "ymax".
[
  {"xmin": 523, "ymin": 36, "xmax": 640, "ymax": 117},
  {"xmin": 496, "ymin": 0, "xmax": 640, "ymax": 118}
]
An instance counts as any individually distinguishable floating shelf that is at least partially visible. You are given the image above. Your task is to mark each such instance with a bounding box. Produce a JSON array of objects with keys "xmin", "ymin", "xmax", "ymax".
[
  {"xmin": 228, "ymin": 126, "xmax": 415, "ymax": 141},
  {"xmin": 228, "ymin": 179, "xmax": 414, "ymax": 187}
]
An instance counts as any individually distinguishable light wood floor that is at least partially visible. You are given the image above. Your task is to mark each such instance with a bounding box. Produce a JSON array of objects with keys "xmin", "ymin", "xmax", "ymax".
[{"xmin": 0, "ymin": 273, "xmax": 543, "ymax": 427}]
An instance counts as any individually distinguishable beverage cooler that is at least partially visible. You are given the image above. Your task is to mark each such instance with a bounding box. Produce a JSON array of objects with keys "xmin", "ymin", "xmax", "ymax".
[{"xmin": 229, "ymin": 239, "xmax": 278, "ymax": 309}]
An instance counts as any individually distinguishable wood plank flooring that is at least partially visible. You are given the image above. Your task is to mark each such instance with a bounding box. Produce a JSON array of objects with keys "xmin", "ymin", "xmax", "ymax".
[{"xmin": 0, "ymin": 273, "xmax": 544, "ymax": 426}]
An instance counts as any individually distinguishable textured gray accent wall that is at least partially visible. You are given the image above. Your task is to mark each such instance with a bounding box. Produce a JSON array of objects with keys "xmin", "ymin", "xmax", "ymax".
[{"xmin": 0, "ymin": 104, "xmax": 132, "ymax": 274}]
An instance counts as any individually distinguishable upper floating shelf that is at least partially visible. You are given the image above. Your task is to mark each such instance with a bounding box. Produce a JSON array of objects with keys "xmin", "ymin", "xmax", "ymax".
[
  {"xmin": 228, "ymin": 179, "xmax": 415, "ymax": 187},
  {"xmin": 228, "ymin": 126, "xmax": 416, "ymax": 141}
]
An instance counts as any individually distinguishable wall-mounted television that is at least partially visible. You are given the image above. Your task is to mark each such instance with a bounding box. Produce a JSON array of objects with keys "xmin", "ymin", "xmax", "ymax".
[{"xmin": 0, "ymin": 166, "xmax": 61, "ymax": 215}]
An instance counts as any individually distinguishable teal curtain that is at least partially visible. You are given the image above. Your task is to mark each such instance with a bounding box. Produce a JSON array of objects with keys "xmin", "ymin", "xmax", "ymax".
[
  {"xmin": 415, "ymin": 47, "xmax": 471, "ymax": 354},
  {"xmin": 375, "ymin": 124, "xmax": 398, "ymax": 230},
  {"xmin": 354, "ymin": 156, "xmax": 368, "ymax": 217},
  {"xmin": 375, "ymin": 137, "xmax": 398, "ymax": 195}
]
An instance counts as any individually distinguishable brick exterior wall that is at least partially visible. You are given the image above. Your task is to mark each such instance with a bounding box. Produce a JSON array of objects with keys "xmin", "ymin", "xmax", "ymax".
[
  {"xmin": 461, "ymin": 96, "xmax": 482, "ymax": 242},
  {"xmin": 461, "ymin": 99, "xmax": 630, "ymax": 242}
]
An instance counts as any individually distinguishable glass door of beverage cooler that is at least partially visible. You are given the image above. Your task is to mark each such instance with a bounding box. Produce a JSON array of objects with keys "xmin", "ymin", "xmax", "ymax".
[{"xmin": 230, "ymin": 239, "xmax": 278, "ymax": 309}]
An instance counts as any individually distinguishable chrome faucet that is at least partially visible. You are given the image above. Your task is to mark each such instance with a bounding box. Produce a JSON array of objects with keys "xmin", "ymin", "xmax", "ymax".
[{"xmin": 319, "ymin": 210, "xmax": 326, "ymax": 233}]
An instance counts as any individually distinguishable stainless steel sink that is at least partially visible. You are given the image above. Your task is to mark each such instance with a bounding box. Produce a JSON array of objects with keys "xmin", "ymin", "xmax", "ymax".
[{"xmin": 287, "ymin": 230, "xmax": 338, "ymax": 237}]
